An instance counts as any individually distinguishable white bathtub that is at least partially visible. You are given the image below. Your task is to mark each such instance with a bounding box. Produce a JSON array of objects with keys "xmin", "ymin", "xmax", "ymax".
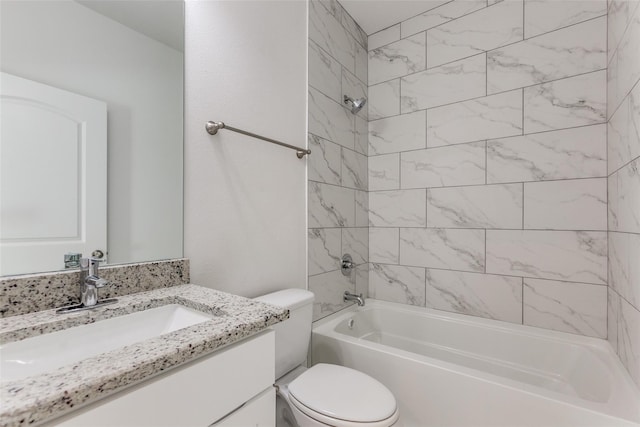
[{"xmin": 311, "ymin": 299, "xmax": 640, "ymax": 427}]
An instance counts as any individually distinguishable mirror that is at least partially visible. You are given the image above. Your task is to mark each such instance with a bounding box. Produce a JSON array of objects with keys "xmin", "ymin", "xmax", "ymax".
[{"xmin": 0, "ymin": 0, "xmax": 184, "ymax": 276}]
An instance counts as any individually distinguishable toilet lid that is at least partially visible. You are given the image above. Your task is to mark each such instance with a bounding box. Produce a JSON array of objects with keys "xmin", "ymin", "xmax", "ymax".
[{"xmin": 288, "ymin": 364, "xmax": 397, "ymax": 423}]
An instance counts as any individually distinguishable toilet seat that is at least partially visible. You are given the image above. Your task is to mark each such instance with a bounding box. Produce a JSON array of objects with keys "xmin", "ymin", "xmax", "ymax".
[{"xmin": 287, "ymin": 364, "xmax": 399, "ymax": 427}]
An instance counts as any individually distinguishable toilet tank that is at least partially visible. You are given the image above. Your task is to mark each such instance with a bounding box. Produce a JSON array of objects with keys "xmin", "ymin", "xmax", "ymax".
[{"xmin": 254, "ymin": 289, "xmax": 314, "ymax": 379}]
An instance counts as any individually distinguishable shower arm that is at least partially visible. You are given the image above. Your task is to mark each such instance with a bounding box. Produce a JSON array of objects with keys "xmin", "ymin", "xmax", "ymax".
[{"xmin": 205, "ymin": 121, "xmax": 311, "ymax": 159}]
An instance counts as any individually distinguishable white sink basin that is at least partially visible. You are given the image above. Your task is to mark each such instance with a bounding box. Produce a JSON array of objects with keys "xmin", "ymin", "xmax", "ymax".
[{"xmin": 0, "ymin": 304, "xmax": 213, "ymax": 383}]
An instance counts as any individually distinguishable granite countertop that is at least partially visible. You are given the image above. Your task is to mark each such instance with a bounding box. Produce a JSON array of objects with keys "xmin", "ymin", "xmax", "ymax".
[{"xmin": 0, "ymin": 284, "xmax": 289, "ymax": 427}]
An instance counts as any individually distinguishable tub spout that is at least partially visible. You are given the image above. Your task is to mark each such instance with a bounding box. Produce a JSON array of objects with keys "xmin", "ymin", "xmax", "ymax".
[{"xmin": 344, "ymin": 291, "xmax": 365, "ymax": 306}]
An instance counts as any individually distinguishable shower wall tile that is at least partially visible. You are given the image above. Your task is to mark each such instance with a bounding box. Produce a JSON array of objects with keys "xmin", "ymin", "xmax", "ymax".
[
  {"xmin": 609, "ymin": 287, "xmax": 620, "ymax": 352},
  {"xmin": 619, "ymin": 298, "xmax": 640, "ymax": 385},
  {"xmin": 426, "ymin": 0, "xmax": 523, "ymax": 68},
  {"xmin": 308, "ymin": 134, "xmax": 341, "ymax": 186},
  {"xmin": 369, "ymin": 110, "xmax": 426, "ymax": 155},
  {"xmin": 523, "ymin": 178, "xmax": 608, "ymax": 231},
  {"xmin": 309, "ymin": 269, "xmax": 355, "ymax": 321},
  {"xmin": 425, "ymin": 269, "xmax": 523, "ymax": 323},
  {"xmin": 356, "ymin": 263, "xmax": 370, "ymax": 299},
  {"xmin": 369, "ymin": 80, "xmax": 400, "ymax": 121},
  {"xmin": 313, "ymin": 0, "xmax": 342, "ymax": 22},
  {"xmin": 368, "ymin": 33, "xmax": 426, "ymax": 85},
  {"xmin": 523, "ymin": 278, "xmax": 607, "ymax": 338},
  {"xmin": 308, "ymin": 182, "xmax": 355, "ymax": 228},
  {"xmin": 309, "ymin": 0, "xmax": 355, "ymax": 72},
  {"xmin": 355, "ymin": 43, "xmax": 368, "ymax": 84},
  {"xmin": 355, "ymin": 190, "xmax": 369, "ymax": 227},
  {"xmin": 363, "ymin": 0, "xmax": 612, "ymax": 340},
  {"xmin": 368, "ymin": 24, "xmax": 400, "ymax": 51},
  {"xmin": 399, "ymin": 228, "xmax": 485, "ymax": 272},
  {"xmin": 369, "ymin": 190, "xmax": 426, "ymax": 227},
  {"xmin": 341, "ymin": 8, "xmax": 367, "ymax": 49},
  {"xmin": 369, "ymin": 153, "xmax": 400, "ymax": 191},
  {"xmin": 612, "ymin": 6, "xmax": 640, "ymax": 113},
  {"xmin": 524, "ymin": 0, "xmax": 607, "ymax": 39},
  {"xmin": 401, "ymin": 142, "xmax": 486, "ymax": 189},
  {"xmin": 608, "ymin": 83, "xmax": 640, "ymax": 174},
  {"xmin": 486, "ymin": 230, "xmax": 607, "ymax": 285},
  {"xmin": 608, "ymin": 0, "xmax": 640, "ymax": 385},
  {"xmin": 608, "ymin": 0, "xmax": 640, "ymax": 63},
  {"xmin": 309, "ymin": 87, "xmax": 355, "ymax": 150},
  {"xmin": 342, "ymin": 227, "xmax": 368, "ymax": 264},
  {"xmin": 609, "ymin": 231, "xmax": 640, "ymax": 308},
  {"xmin": 487, "ymin": 125, "xmax": 607, "ymax": 184},
  {"xmin": 487, "ymin": 17, "xmax": 606, "ymax": 94},
  {"xmin": 608, "ymin": 49, "xmax": 620, "ymax": 119},
  {"xmin": 369, "ymin": 263, "xmax": 426, "ymax": 306},
  {"xmin": 308, "ymin": 0, "xmax": 367, "ymax": 323},
  {"xmin": 427, "ymin": 90, "xmax": 523, "ymax": 147},
  {"xmin": 401, "ymin": 53, "xmax": 486, "ymax": 113},
  {"xmin": 427, "ymin": 184, "xmax": 523, "ymax": 229},
  {"xmin": 523, "ymin": 70, "xmax": 607, "ymax": 133},
  {"xmin": 309, "ymin": 40, "xmax": 342, "ymax": 103},
  {"xmin": 341, "ymin": 148, "xmax": 367, "ymax": 190},
  {"xmin": 609, "ymin": 158, "xmax": 640, "ymax": 234},
  {"xmin": 401, "ymin": 0, "xmax": 486, "ymax": 38},
  {"xmin": 343, "ymin": 69, "xmax": 368, "ymax": 120},
  {"xmin": 355, "ymin": 116, "xmax": 368, "ymax": 155},
  {"xmin": 369, "ymin": 228, "xmax": 400, "ymax": 264},
  {"xmin": 308, "ymin": 228, "xmax": 341, "ymax": 276}
]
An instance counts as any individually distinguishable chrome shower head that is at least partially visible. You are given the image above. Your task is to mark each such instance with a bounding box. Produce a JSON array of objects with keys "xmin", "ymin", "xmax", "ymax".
[{"xmin": 344, "ymin": 95, "xmax": 367, "ymax": 114}]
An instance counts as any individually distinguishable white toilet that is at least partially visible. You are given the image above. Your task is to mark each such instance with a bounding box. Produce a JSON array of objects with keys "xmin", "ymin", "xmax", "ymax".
[{"xmin": 255, "ymin": 289, "xmax": 400, "ymax": 427}]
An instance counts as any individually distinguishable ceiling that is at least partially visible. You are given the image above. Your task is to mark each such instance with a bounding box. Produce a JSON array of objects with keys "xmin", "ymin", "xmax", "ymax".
[
  {"xmin": 340, "ymin": 0, "xmax": 449, "ymax": 35},
  {"xmin": 76, "ymin": 0, "xmax": 184, "ymax": 51}
]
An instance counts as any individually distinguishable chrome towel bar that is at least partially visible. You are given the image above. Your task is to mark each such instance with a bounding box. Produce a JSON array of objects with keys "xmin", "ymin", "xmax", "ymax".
[{"xmin": 205, "ymin": 121, "xmax": 311, "ymax": 159}]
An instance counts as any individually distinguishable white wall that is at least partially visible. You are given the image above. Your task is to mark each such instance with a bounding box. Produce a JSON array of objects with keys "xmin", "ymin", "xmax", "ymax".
[
  {"xmin": 184, "ymin": 1, "xmax": 307, "ymax": 296},
  {"xmin": 0, "ymin": 1, "xmax": 184, "ymax": 266}
]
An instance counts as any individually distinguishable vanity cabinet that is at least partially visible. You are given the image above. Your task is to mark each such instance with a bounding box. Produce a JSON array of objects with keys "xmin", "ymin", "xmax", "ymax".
[{"xmin": 42, "ymin": 330, "xmax": 275, "ymax": 427}]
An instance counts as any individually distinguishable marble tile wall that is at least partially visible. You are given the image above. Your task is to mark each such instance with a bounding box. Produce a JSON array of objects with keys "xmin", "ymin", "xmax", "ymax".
[
  {"xmin": 607, "ymin": 0, "xmax": 640, "ymax": 388},
  {"xmin": 367, "ymin": 0, "xmax": 610, "ymax": 340},
  {"xmin": 308, "ymin": 0, "xmax": 368, "ymax": 321}
]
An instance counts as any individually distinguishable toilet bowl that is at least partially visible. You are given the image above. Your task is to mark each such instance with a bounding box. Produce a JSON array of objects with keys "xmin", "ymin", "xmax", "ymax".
[
  {"xmin": 255, "ymin": 289, "xmax": 400, "ymax": 427},
  {"xmin": 278, "ymin": 364, "xmax": 399, "ymax": 427}
]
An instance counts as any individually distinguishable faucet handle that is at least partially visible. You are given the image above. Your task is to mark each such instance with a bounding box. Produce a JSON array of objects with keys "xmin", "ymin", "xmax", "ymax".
[
  {"xmin": 93, "ymin": 277, "xmax": 110, "ymax": 288},
  {"xmin": 80, "ymin": 257, "xmax": 102, "ymax": 268},
  {"xmin": 81, "ymin": 257, "xmax": 105, "ymax": 276}
]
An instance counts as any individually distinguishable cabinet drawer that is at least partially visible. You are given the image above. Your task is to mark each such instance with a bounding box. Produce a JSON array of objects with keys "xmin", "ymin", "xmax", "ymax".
[{"xmin": 46, "ymin": 330, "xmax": 275, "ymax": 427}]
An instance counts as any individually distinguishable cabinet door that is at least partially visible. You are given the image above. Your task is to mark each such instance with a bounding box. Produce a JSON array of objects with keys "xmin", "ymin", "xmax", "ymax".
[
  {"xmin": 45, "ymin": 330, "xmax": 274, "ymax": 427},
  {"xmin": 210, "ymin": 387, "xmax": 275, "ymax": 427}
]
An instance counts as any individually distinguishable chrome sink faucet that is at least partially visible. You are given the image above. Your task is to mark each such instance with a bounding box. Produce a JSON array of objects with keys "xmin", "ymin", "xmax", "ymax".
[
  {"xmin": 57, "ymin": 257, "xmax": 117, "ymax": 314},
  {"xmin": 81, "ymin": 258, "xmax": 110, "ymax": 306}
]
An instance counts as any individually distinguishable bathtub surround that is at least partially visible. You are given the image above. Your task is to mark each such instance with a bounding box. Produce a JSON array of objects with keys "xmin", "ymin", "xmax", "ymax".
[
  {"xmin": 607, "ymin": 0, "xmax": 640, "ymax": 388},
  {"xmin": 308, "ymin": 0, "xmax": 369, "ymax": 320},
  {"xmin": 0, "ymin": 259, "xmax": 190, "ymax": 317},
  {"xmin": 366, "ymin": 0, "xmax": 610, "ymax": 341}
]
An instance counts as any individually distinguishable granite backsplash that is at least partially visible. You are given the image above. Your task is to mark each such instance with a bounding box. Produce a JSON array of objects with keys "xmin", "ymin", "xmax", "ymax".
[{"xmin": 0, "ymin": 259, "xmax": 189, "ymax": 317}]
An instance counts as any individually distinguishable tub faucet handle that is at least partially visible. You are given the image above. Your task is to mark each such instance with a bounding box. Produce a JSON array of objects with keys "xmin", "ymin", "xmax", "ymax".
[{"xmin": 341, "ymin": 254, "xmax": 354, "ymax": 276}]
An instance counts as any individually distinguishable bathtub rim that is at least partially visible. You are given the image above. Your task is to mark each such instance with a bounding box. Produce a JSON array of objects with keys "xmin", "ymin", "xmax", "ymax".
[{"xmin": 312, "ymin": 298, "xmax": 640, "ymax": 424}]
